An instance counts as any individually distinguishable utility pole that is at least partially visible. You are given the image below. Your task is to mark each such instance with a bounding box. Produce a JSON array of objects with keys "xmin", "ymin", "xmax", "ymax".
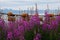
[
  {"xmin": 35, "ymin": 3, "xmax": 38, "ymax": 14},
  {"xmin": 47, "ymin": 4, "xmax": 49, "ymax": 13},
  {"xmin": 58, "ymin": 7, "xmax": 60, "ymax": 14},
  {"xmin": 19, "ymin": 8, "xmax": 20, "ymax": 14},
  {"xmin": 45, "ymin": 4, "xmax": 49, "ymax": 15},
  {"xmin": 47, "ymin": 4, "xmax": 49, "ymax": 10},
  {"xmin": 30, "ymin": 7, "xmax": 34, "ymax": 15}
]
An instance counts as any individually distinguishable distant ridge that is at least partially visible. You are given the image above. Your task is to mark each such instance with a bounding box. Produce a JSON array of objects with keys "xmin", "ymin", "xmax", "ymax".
[{"xmin": 0, "ymin": 9, "xmax": 59, "ymax": 15}]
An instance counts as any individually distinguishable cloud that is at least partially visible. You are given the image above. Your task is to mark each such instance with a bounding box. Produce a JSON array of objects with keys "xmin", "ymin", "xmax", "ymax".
[{"xmin": 0, "ymin": 0, "xmax": 60, "ymax": 10}]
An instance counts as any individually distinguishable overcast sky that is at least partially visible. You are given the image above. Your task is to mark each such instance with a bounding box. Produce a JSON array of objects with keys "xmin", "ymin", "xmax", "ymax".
[{"xmin": 0, "ymin": 0, "xmax": 60, "ymax": 10}]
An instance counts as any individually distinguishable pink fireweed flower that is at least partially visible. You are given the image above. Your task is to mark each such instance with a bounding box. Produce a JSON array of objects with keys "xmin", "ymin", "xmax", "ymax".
[
  {"xmin": 34, "ymin": 33, "xmax": 41, "ymax": 40},
  {"xmin": 23, "ymin": 21, "xmax": 30, "ymax": 31},
  {"xmin": 30, "ymin": 15, "xmax": 40, "ymax": 27},
  {"xmin": 16, "ymin": 17, "xmax": 26, "ymax": 26},
  {"xmin": 7, "ymin": 32, "xmax": 13, "ymax": 40},
  {"xmin": 56, "ymin": 16, "xmax": 60, "ymax": 23},
  {"xmin": 17, "ymin": 25, "xmax": 25, "ymax": 40},
  {"xmin": 42, "ymin": 22, "xmax": 48, "ymax": 31},
  {"xmin": 50, "ymin": 19, "xmax": 58, "ymax": 31},
  {"xmin": 0, "ymin": 19, "xmax": 6, "ymax": 30},
  {"xmin": 13, "ymin": 29, "xmax": 20, "ymax": 37},
  {"xmin": 7, "ymin": 21, "xmax": 16, "ymax": 32},
  {"xmin": 0, "ymin": 19, "xmax": 5, "ymax": 27},
  {"xmin": 18, "ymin": 17, "xmax": 31, "ymax": 31},
  {"xmin": 18, "ymin": 25, "xmax": 25, "ymax": 35},
  {"xmin": 44, "ymin": 13, "xmax": 50, "ymax": 24},
  {"xmin": 29, "ymin": 20, "xmax": 35, "ymax": 30}
]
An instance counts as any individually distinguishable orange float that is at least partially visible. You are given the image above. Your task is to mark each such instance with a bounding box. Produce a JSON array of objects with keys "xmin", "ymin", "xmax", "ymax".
[
  {"xmin": 7, "ymin": 12, "xmax": 15, "ymax": 21},
  {"xmin": 21, "ymin": 13, "xmax": 28, "ymax": 18},
  {"xmin": 21, "ymin": 13, "xmax": 30, "ymax": 21},
  {"xmin": 48, "ymin": 14, "xmax": 54, "ymax": 17}
]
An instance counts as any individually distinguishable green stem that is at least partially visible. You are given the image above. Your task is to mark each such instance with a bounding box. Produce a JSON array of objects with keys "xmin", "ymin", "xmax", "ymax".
[{"xmin": 50, "ymin": 31, "xmax": 52, "ymax": 40}]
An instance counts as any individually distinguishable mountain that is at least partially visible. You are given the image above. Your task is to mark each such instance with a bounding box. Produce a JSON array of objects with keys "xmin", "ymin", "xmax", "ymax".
[{"xmin": 0, "ymin": 9, "xmax": 59, "ymax": 15}]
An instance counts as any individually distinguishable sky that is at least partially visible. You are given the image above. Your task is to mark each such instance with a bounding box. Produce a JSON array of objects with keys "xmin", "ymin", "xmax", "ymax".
[{"xmin": 0, "ymin": 0, "xmax": 60, "ymax": 10}]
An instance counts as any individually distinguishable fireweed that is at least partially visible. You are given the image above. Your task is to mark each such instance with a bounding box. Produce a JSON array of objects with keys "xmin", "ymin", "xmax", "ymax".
[
  {"xmin": 0, "ymin": 14, "xmax": 60, "ymax": 40},
  {"xmin": 33, "ymin": 33, "xmax": 41, "ymax": 40},
  {"xmin": 7, "ymin": 21, "xmax": 16, "ymax": 32},
  {"xmin": 30, "ymin": 15, "xmax": 40, "ymax": 26},
  {"xmin": 7, "ymin": 32, "xmax": 13, "ymax": 40},
  {"xmin": 44, "ymin": 12, "xmax": 51, "ymax": 24},
  {"xmin": 50, "ymin": 19, "xmax": 58, "ymax": 31},
  {"xmin": 0, "ymin": 19, "xmax": 7, "ymax": 40},
  {"xmin": 0, "ymin": 19, "xmax": 5, "ymax": 29},
  {"xmin": 42, "ymin": 22, "xmax": 48, "ymax": 32},
  {"xmin": 56, "ymin": 16, "xmax": 60, "ymax": 23}
]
